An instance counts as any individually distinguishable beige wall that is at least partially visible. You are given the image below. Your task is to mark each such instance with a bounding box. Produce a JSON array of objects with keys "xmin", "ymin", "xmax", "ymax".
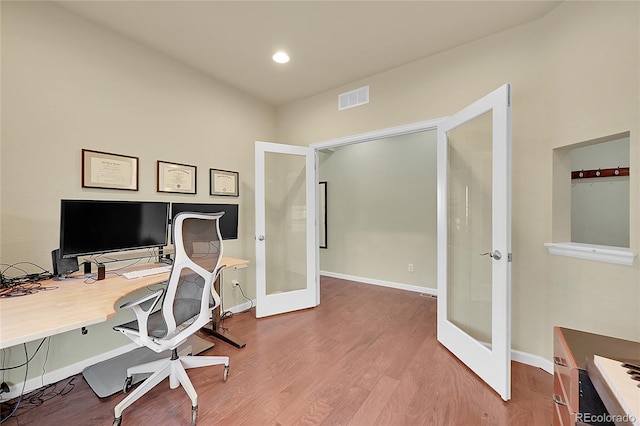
[
  {"xmin": 278, "ymin": 1, "xmax": 640, "ymax": 360},
  {"xmin": 1, "ymin": 1, "xmax": 274, "ymax": 384}
]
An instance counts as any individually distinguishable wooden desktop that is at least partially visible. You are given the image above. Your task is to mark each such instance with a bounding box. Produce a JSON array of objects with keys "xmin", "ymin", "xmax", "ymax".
[{"xmin": 0, "ymin": 256, "xmax": 249, "ymax": 350}]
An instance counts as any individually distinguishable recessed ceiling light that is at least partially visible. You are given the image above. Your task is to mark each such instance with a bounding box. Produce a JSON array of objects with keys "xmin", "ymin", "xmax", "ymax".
[{"xmin": 272, "ymin": 51, "xmax": 290, "ymax": 64}]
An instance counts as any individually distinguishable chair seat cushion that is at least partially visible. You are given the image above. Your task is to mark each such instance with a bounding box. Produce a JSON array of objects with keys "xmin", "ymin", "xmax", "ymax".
[
  {"xmin": 114, "ymin": 310, "xmax": 167, "ymax": 338},
  {"xmin": 113, "ymin": 299, "xmax": 202, "ymax": 339}
]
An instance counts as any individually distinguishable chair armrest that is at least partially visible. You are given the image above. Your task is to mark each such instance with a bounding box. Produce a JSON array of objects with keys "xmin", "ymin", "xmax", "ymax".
[
  {"xmin": 119, "ymin": 289, "xmax": 164, "ymax": 311},
  {"xmin": 119, "ymin": 289, "xmax": 164, "ymax": 345}
]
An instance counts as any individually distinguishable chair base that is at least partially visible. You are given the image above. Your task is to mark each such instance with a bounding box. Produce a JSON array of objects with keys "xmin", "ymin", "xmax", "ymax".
[{"xmin": 113, "ymin": 349, "xmax": 229, "ymax": 424}]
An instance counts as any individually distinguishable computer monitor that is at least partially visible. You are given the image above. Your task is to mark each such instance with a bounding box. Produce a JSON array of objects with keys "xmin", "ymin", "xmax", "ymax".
[
  {"xmin": 170, "ymin": 203, "xmax": 238, "ymax": 240},
  {"xmin": 59, "ymin": 200, "xmax": 170, "ymax": 258}
]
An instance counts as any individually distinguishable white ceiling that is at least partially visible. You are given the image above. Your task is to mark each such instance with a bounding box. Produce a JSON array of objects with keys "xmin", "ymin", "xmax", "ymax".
[{"xmin": 56, "ymin": 1, "xmax": 561, "ymax": 107}]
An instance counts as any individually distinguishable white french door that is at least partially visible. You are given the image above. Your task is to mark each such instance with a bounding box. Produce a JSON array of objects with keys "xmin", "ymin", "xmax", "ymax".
[
  {"xmin": 436, "ymin": 84, "xmax": 512, "ymax": 400},
  {"xmin": 254, "ymin": 141, "xmax": 319, "ymax": 318}
]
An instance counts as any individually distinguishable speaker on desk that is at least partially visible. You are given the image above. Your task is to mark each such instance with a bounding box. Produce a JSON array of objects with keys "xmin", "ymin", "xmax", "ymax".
[{"xmin": 51, "ymin": 248, "xmax": 79, "ymax": 278}]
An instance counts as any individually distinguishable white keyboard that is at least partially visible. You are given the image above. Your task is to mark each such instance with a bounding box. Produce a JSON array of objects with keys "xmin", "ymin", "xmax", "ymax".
[{"xmin": 122, "ymin": 265, "xmax": 171, "ymax": 280}]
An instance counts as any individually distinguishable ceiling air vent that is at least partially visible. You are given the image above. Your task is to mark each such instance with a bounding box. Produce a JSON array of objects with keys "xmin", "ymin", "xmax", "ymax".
[{"xmin": 338, "ymin": 86, "xmax": 369, "ymax": 111}]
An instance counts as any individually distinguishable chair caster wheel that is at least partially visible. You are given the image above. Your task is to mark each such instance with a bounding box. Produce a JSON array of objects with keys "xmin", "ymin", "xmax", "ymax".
[
  {"xmin": 191, "ymin": 405, "xmax": 198, "ymax": 425},
  {"xmin": 123, "ymin": 376, "xmax": 133, "ymax": 394},
  {"xmin": 113, "ymin": 416, "xmax": 122, "ymax": 426},
  {"xmin": 223, "ymin": 365, "xmax": 229, "ymax": 382}
]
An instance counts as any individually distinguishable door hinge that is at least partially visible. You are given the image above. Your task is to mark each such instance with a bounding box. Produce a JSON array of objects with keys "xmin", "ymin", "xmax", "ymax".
[{"xmin": 508, "ymin": 253, "xmax": 512, "ymax": 262}]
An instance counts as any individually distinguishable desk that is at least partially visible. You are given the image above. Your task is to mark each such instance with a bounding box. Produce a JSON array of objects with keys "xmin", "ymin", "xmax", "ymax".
[
  {"xmin": 553, "ymin": 326, "xmax": 640, "ymax": 425},
  {"xmin": 0, "ymin": 256, "xmax": 249, "ymax": 350}
]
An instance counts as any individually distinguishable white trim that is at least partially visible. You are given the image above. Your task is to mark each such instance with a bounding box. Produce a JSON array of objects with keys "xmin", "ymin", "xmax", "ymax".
[
  {"xmin": 310, "ymin": 118, "xmax": 445, "ymax": 151},
  {"xmin": 223, "ymin": 299, "xmax": 256, "ymax": 314},
  {"xmin": 0, "ymin": 342, "xmax": 139, "ymax": 401},
  {"xmin": 511, "ymin": 349, "xmax": 554, "ymax": 374},
  {"xmin": 320, "ymin": 270, "xmax": 437, "ymax": 296},
  {"xmin": 544, "ymin": 242, "xmax": 636, "ymax": 265}
]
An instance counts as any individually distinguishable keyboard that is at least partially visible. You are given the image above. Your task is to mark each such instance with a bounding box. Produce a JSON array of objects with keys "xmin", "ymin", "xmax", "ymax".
[{"xmin": 122, "ymin": 265, "xmax": 171, "ymax": 280}]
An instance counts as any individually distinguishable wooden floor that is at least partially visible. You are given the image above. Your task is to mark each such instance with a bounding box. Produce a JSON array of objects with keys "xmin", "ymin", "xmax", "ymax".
[{"xmin": 1, "ymin": 276, "xmax": 553, "ymax": 425}]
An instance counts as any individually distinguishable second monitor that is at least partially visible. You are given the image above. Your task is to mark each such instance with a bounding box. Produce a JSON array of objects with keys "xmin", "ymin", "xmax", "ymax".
[{"xmin": 171, "ymin": 203, "xmax": 238, "ymax": 240}]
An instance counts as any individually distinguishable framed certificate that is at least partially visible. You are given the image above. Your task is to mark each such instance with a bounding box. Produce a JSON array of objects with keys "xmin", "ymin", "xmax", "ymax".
[
  {"xmin": 157, "ymin": 161, "xmax": 197, "ymax": 194},
  {"xmin": 82, "ymin": 149, "xmax": 138, "ymax": 191},
  {"xmin": 210, "ymin": 169, "xmax": 239, "ymax": 197}
]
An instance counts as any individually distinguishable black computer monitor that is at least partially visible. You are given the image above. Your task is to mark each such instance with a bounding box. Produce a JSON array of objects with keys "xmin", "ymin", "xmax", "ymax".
[
  {"xmin": 170, "ymin": 203, "xmax": 238, "ymax": 240},
  {"xmin": 59, "ymin": 200, "xmax": 169, "ymax": 258}
]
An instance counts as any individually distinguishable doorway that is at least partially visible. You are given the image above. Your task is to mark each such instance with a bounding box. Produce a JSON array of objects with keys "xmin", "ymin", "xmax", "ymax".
[{"xmin": 315, "ymin": 129, "xmax": 438, "ymax": 292}]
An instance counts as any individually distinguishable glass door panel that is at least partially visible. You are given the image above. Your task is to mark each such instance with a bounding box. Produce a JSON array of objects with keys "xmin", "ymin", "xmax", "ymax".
[
  {"xmin": 447, "ymin": 110, "xmax": 493, "ymax": 344},
  {"xmin": 265, "ymin": 152, "xmax": 308, "ymax": 295}
]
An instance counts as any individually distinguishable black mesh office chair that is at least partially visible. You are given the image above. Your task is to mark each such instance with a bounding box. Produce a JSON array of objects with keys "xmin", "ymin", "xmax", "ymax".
[{"xmin": 112, "ymin": 212, "xmax": 229, "ymax": 425}]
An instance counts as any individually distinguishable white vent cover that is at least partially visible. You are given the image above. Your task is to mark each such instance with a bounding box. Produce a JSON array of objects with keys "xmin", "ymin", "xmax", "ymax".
[{"xmin": 338, "ymin": 86, "xmax": 369, "ymax": 111}]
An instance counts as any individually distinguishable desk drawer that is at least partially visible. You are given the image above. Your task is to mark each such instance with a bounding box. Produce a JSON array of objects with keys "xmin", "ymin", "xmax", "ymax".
[
  {"xmin": 553, "ymin": 327, "xmax": 615, "ymax": 426},
  {"xmin": 554, "ymin": 327, "xmax": 580, "ymax": 413},
  {"xmin": 554, "ymin": 372, "xmax": 573, "ymax": 426}
]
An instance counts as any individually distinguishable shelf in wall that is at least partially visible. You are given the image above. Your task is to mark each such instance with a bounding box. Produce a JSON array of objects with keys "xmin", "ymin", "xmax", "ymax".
[{"xmin": 544, "ymin": 242, "xmax": 636, "ymax": 265}]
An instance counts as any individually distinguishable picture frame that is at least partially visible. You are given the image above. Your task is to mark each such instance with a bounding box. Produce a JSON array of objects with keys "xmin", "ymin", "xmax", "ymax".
[
  {"xmin": 157, "ymin": 160, "xmax": 197, "ymax": 194},
  {"xmin": 82, "ymin": 149, "xmax": 139, "ymax": 191},
  {"xmin": 319, "ymin": 181, "xmax": 327, "ymax": 248},
  {"xmin": 210, "ymin": 169, "xmax": 239, "ymax": 197}
]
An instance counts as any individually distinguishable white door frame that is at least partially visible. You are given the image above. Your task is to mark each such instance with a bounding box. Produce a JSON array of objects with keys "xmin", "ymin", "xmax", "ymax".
[{"xmin": 310, "ymin": 119, "xmax": 444, "ymax": 151}]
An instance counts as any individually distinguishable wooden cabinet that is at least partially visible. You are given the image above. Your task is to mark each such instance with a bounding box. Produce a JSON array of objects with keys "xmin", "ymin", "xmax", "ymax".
[{"xmin": 553, "ymin": 326, "xmax": 640, "ymax": 426}]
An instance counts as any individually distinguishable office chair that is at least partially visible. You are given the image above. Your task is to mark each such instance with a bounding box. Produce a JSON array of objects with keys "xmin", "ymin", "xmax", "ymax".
[{"xmin": 112, "ymin": 212, "xmax": 229, "ymax": 426}]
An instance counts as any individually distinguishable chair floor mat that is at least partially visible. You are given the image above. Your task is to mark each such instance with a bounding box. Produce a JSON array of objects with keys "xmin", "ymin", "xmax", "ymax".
[{"xmin": 82, "ymin": 335, "xmax": 213, "ymax": 398}]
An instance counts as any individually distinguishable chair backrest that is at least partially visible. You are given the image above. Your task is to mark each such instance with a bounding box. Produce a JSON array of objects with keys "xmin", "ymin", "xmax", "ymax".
[{"xmin": 160, "ymin": 212, "xmax": 224, "ymax": 340}]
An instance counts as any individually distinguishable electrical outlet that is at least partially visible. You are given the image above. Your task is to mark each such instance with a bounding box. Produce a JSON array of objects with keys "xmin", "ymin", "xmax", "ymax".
[
  {"xmin": 408, "ymin": 263, "xmax": 414, "ymax": 272},
  {"xmin": 231, "ymin": 279, "xmax": 240, "ymax": 287}
]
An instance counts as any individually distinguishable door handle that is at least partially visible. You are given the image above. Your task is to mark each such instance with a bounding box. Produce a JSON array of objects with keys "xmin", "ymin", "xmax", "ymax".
[
  {"xmin": 257, "ymin": 235, "xmax": 265, "ymax": 241},
  {"xmin": 480, "ymin": 250, "xmax": 502, "ymax": 260}
]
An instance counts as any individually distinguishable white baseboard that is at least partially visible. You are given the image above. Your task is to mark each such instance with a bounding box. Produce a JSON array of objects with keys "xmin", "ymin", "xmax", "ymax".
[
  {"xmin": 223, "ymin": 299, "xmax": 255, "ymax": 314},
  {"xmin": 512, "ymin": 349, "xmax": 554, "ymax": 374},
  {"xmin": 321, "ymin": 270, "xmax": 554, "ymax": 375},
  {"xmin": 320, "ymin": 270, "xmax": 438, "ymax": 296},
  {"xmin": 1, "ymin": 342, "xmax": 139, "ymax": 401}
]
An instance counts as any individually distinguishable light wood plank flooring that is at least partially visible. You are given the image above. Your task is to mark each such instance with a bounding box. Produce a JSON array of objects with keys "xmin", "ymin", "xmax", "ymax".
[{"xmin": 1, "ymin": 276, "xmax": 553, "ymax": 425}]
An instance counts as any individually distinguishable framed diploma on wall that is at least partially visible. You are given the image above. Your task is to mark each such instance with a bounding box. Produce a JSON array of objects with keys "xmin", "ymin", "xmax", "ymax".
[
  {"xmin": 82, "ymin": 149, "xmax": 139, "ymax": 191},
  {"xmin": 157, "ymin": 160, "xmax": 197, "ymax": 194},
  {"xmin": 210, "ymin": 169, "xmax": 239, "ymax": 197}
]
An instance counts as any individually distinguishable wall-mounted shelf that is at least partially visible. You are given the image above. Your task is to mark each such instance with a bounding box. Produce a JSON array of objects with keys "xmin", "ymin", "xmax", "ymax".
[
  {"xmin": 571, "ymin": 167, "xmax": 629, "ymax": 179},
  {"xmin": 544, "ymin": 242, "xmax": 636, "ymax": 265}
]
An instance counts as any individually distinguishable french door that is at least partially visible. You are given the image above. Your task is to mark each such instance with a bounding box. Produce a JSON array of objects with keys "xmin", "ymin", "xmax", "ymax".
[
  {"xmin": 254, "ymin": 141, "xmax": 319, "ymax": 318},
  {"xmin": 436, "ymin": 84, "xmax": 512, "ymax": 400}
]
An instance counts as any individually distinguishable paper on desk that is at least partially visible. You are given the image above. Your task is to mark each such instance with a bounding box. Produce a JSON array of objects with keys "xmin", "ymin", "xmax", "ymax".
[{"xmin": 593, "ymin": 355, "xmax": 640, "ymax": 426}]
